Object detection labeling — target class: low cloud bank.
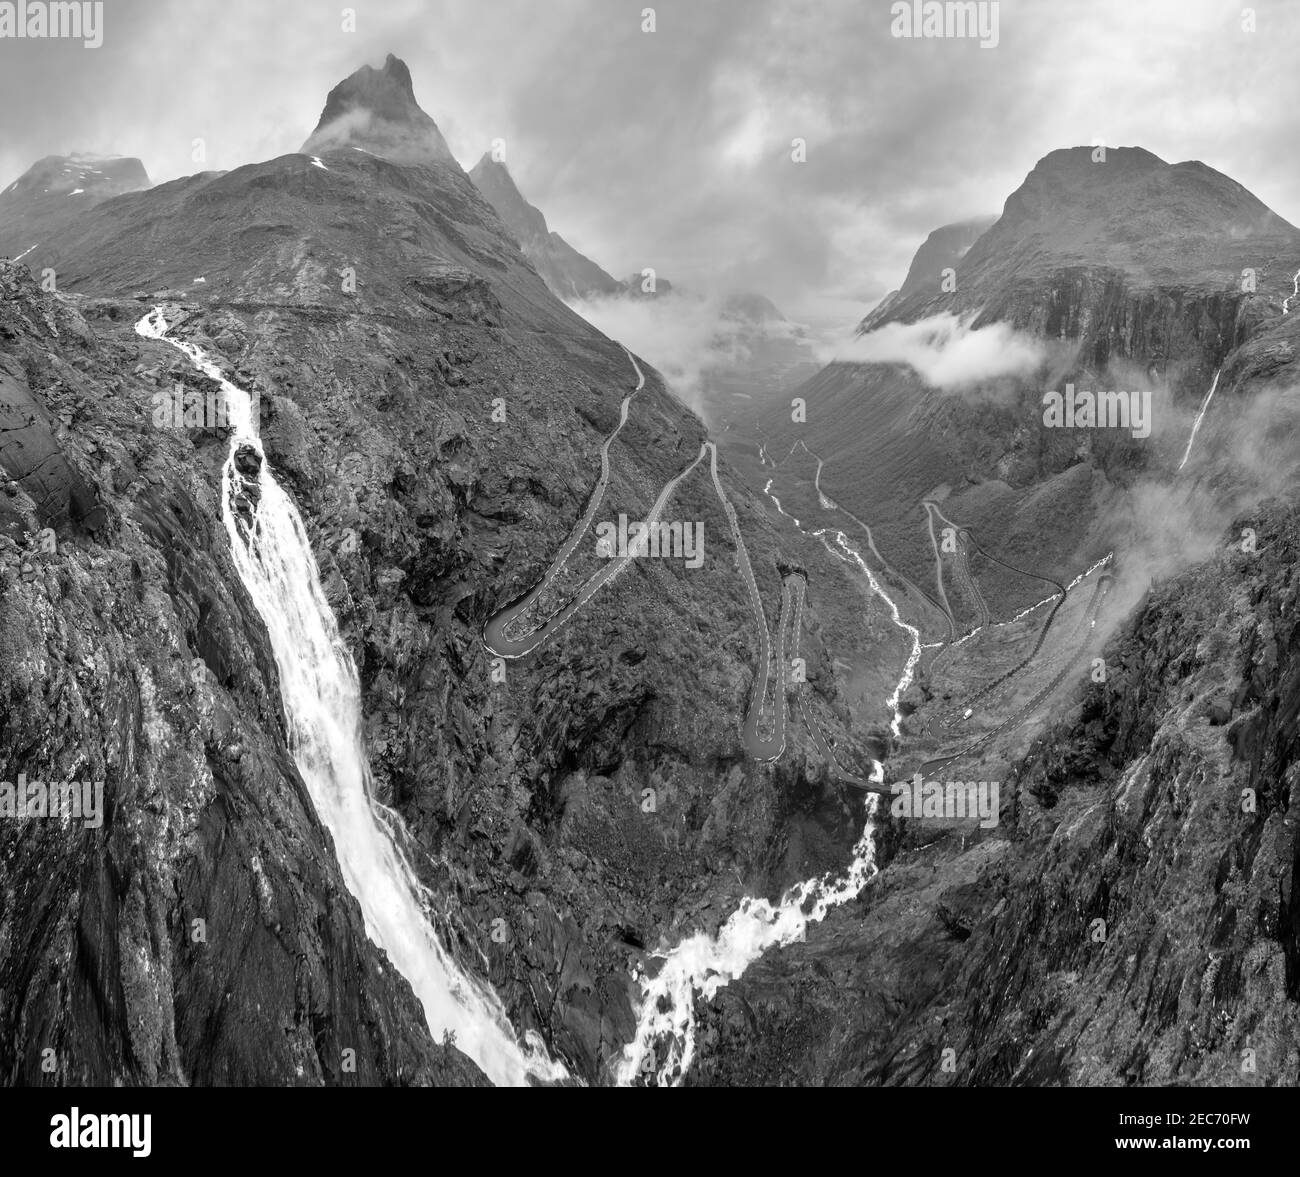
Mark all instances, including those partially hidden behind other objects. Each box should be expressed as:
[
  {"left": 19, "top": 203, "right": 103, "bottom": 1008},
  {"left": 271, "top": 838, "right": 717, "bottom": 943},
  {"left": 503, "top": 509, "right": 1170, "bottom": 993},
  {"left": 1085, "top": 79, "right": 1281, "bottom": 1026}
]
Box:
[
  {"left": 826, "top": 311, "right": 1048, "bottom": 390},
  {"left": 565, "top": 291, "right": 755, "bottom": 419},
  {"left": 1085, "top": 374, "right": 1300, "bottom": 649}
]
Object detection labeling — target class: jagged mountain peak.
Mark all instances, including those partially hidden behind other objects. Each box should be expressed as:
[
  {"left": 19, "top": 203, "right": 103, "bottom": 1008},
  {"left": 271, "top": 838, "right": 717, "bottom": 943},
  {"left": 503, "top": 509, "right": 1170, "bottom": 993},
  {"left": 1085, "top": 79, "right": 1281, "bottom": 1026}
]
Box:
[
  {"left": 470, "top": 151, "right": 509, "bottom": 177},
  {"left": 468, "top": 154, "right": 623, "bottom": 300},
  {"left": 300, "top": 53, "right": 454, "bottom": 166}
]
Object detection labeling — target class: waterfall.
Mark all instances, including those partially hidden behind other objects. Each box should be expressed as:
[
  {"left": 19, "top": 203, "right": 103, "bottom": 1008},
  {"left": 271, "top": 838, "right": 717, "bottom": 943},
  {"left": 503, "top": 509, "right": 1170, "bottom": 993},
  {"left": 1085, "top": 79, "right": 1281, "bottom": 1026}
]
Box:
[
  {"left": 1178, "top": 368, "right": 1220, "bottom": 471},
  {"left": 614, "top": 804, "right": 878, "bottom": 1086},
  {"left": 135, "top": 308, "right": 566, "bottom": 1087},
  {"left": 817, "top": 528, "right": 922, "bottom": 743},
  {"left": 615, "top": 511, "right": 911, "bottom": 1086}
]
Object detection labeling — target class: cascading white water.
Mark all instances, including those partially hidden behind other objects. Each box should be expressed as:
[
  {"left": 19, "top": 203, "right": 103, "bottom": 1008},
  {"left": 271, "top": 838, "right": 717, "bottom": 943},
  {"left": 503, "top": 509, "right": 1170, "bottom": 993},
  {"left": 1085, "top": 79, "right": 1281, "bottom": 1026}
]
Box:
[
  {"left": 964, "top": 551, "right": 1115, "bottom": 637},
  {"left": 817, "top": 528, "right": 922, "bottom": 743},
  {"left": 615, "top": 487, "right": 930, "bottom": 1086},
  {"left": 135, "top": 307, "right": 566, "bottom": 1088},
  {"left": 1178, "top": 368, "right": 1220, "bottom": 471},
  {"left": 762, "top": 477, "right": 802, "bottom": 528},
  {"left": 614, "top": 802, "right": 879, "bottom": 1086},
  {"left": 813, "top": 457, "right": 837, "bottom": 509}
]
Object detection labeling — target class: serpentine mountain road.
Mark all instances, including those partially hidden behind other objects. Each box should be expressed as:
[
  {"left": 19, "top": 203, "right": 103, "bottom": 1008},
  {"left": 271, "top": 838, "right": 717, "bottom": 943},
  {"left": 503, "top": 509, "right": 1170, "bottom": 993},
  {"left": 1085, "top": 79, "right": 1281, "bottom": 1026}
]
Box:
[{"left": 481, "top": 348, "right": 801, "bottom": 764}]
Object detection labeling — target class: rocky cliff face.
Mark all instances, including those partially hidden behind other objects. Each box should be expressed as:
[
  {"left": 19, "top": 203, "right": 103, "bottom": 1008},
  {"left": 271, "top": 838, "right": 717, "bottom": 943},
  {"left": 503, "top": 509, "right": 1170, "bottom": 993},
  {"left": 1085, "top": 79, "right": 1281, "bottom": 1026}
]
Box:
[
  {"left": 860, "top": 215, "right": 996, "bottom": 330},
  {"left": 301, "top": 53, "right": 456, "bottom": 166},
  {"left": 0, "top": 262, "right": 483, "bottom": 1086},
  {"left": 0, "top": 57, "right": 885, "bottom": 1086},
  {"left": 758, "top": 147, "right": 1300, "bottom": 607},
  {"left": 684, "top": 497, "right": 1300, "bottom": 1086}
]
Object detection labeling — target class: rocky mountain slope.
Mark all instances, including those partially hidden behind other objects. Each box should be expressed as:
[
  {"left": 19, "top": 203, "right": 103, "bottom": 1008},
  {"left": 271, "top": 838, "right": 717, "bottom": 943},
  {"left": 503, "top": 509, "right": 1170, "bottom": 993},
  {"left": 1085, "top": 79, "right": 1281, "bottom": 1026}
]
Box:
[
  {"left": 5, "top": 52, "right": 1299, "bottom": 1090},
  {"left": 685, "top": 145, "right": 1300, "bottom": 1087},
  {"left": 687, "top": 496, "right": 1300, "bottom": 1086},
  {"left": 860, "top": 215, "right": 996, "bottom": 330},
  {"left": 756, "top": 147, "right": 1300, "bottom": 611},
  {"left": 0, "top": 55, "right": 890, "bottom": 1085},
  {"left": 0, "top": 261, "right": 483, "bottom": 1086},
  {"left": 0, "top": 154, "right": 150, "bottom": 264},
  {"left": 469, "top": 155, "right": 623, "bottom": 301}
]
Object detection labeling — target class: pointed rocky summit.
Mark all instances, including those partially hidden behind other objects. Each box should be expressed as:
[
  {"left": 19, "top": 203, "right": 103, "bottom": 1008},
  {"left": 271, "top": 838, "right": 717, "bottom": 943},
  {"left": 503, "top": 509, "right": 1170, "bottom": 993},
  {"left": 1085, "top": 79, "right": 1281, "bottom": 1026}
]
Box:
[{"left": 301, "top": 53, "right": 455, "bottom": 166}]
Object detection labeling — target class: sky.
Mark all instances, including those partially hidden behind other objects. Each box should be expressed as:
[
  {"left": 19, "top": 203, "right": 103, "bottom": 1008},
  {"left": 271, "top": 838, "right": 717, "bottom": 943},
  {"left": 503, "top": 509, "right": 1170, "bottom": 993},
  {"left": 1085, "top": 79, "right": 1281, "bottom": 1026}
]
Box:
[{"left": 1, "top": 0, "right": 1298, "bottom": 326}]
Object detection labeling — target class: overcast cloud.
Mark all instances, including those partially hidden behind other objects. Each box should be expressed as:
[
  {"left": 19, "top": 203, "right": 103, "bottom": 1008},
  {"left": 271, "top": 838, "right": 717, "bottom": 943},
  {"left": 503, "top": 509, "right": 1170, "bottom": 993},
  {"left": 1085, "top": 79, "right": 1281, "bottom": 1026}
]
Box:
[{"left": 1, "top": 0, "right": 1297, "bottom": 324}]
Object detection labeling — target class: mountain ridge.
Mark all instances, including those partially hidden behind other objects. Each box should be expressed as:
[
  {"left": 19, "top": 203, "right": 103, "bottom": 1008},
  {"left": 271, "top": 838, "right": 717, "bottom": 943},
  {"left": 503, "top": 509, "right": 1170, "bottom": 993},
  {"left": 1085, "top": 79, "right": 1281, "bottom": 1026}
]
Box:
[
  {"left": 5, "top": 47, "right": 1300, "bottom": 1090},
  {"left": 0, "top": 53, "right": 885, "bottom": 1086},
  {"left": 468, "top": 153, "right": 623, "bottom": 300},
  {"left": 754, "top": 143, "right": 1300, "bottom": 609},
  {"left": 0, "top": 153, "right": 150, "bottom": 262}
]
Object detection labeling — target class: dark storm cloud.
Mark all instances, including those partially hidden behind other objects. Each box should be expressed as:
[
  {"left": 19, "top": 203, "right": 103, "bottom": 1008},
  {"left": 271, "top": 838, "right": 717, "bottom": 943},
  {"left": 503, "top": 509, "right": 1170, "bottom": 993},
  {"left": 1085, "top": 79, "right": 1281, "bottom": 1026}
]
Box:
[{"left": 1, "top": 0, "right": 1297, "bottom": 323}]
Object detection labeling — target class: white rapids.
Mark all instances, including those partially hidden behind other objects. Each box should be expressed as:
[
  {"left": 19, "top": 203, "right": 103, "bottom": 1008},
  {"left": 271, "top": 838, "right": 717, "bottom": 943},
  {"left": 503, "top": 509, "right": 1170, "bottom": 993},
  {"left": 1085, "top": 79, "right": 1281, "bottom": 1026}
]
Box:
[
  {"left": 614, "top": 459, "right": 933, "bottom": 1087},
  {"left": 613, "top": 802, "right": 878, "bottom": 1086},
  {"left": 622, "top": 433, "right": 1112, "bottom": 1088},
  {"left": 815, "top": 529, "right": 923, "bottom": 743},
  {"left": 757, "top": 453, "right": 923, "bottom": 742},
  {"left": 135, "top": 307, "right": 567, "bottom": 1088}
]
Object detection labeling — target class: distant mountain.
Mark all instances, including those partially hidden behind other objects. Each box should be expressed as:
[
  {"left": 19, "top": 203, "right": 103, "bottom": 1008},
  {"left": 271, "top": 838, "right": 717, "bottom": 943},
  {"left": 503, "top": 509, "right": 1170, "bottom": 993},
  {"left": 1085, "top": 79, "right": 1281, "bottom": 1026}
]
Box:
[
  {"left": 871, "top": 147, "right": 1299, "bottom": 330},
  {"left": 467, "top": 154, "right": 699, "bottom": 307},
  {"left": 758, "top": 145, "right": 1300, "bottom": 605},
  {"left": 0, "top": 153, "right": 149, "bottom": 259},
  {"left": 619, "top": 270, "right": 675, "bottom": 298},
  {"left": 720, "top": 291, "right": 785, "bottom": 323},
  {"left": 704, "top": 291, "right": 821, "bottom": 429},
  {"left": 465, "top": 159, "right": 825, "bottom": 423},
  {"left": 301, "top": 53, "right": 455, "bottom": 165},
  {"left": 859, "top": 216, "right": 994, "bottom": 331},
  {"left": 468, "top": 154, "right": 622, "bottom": 300}
]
